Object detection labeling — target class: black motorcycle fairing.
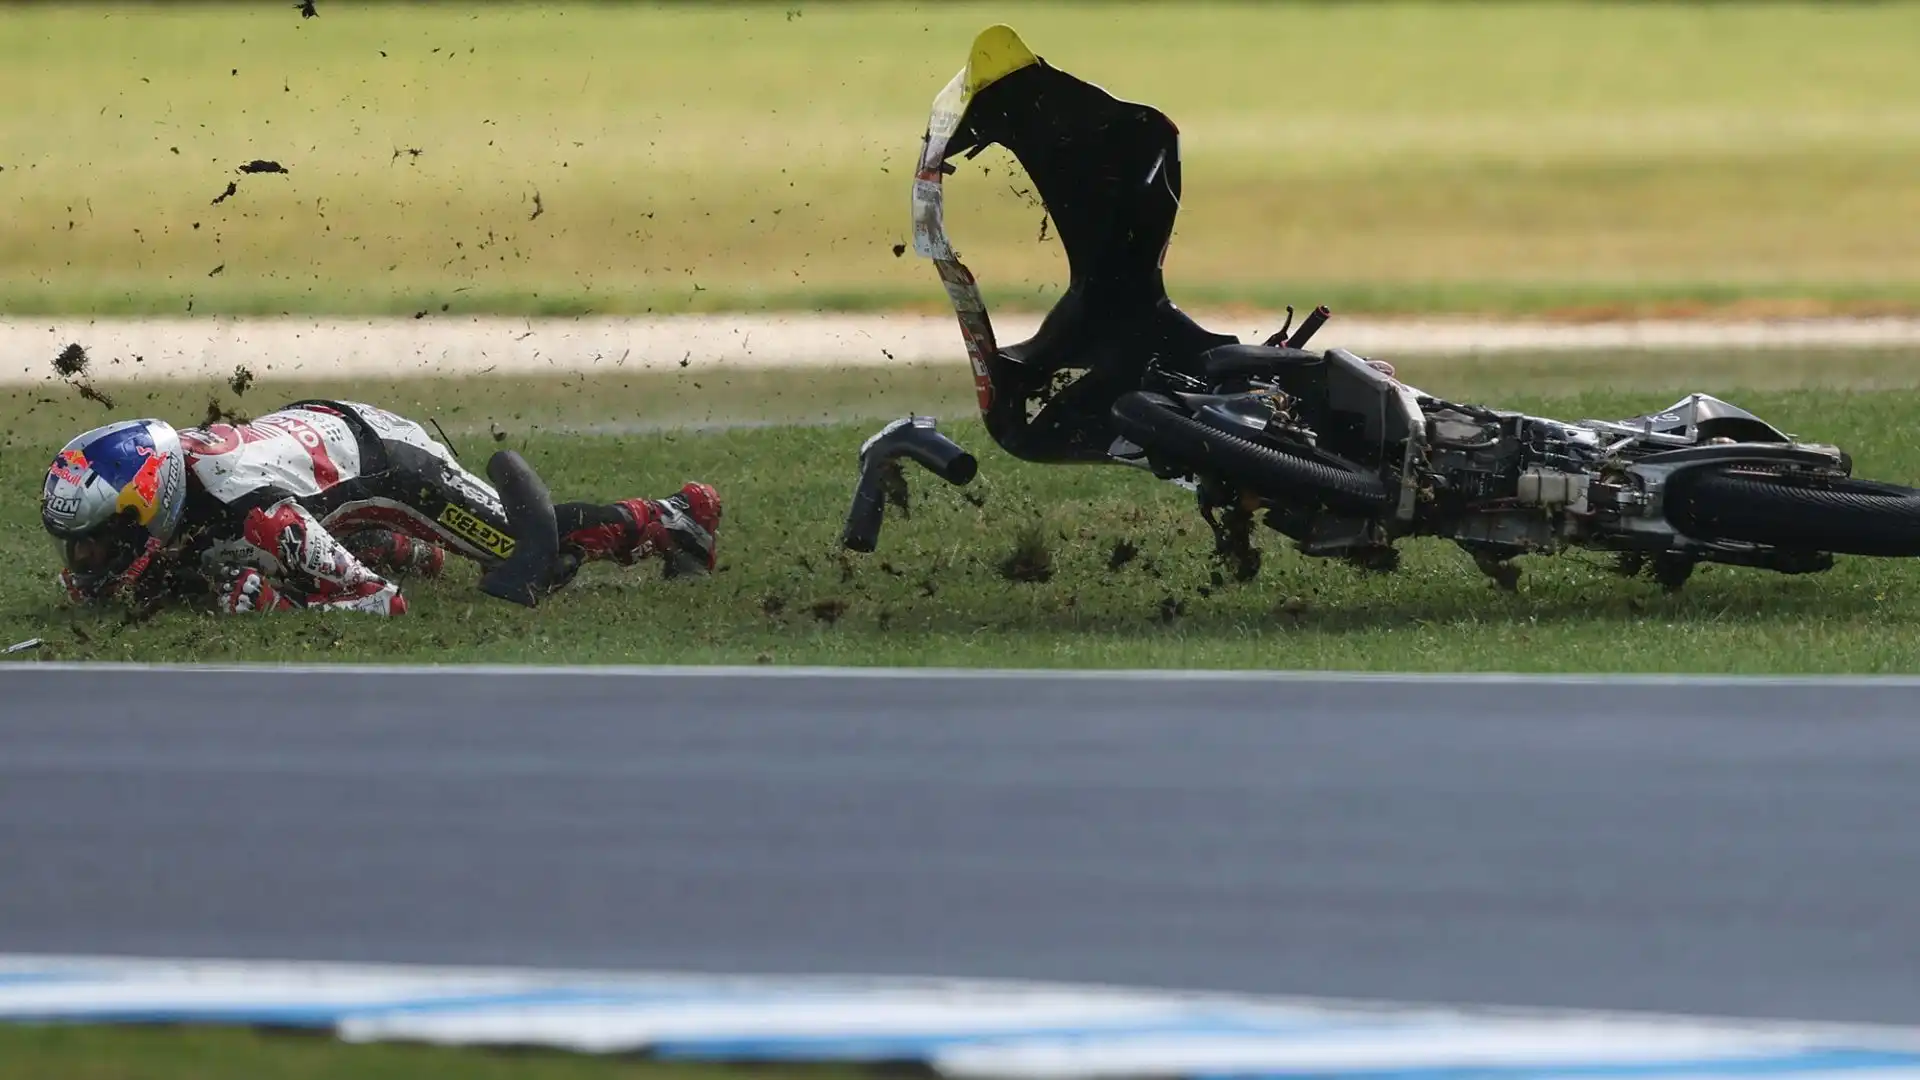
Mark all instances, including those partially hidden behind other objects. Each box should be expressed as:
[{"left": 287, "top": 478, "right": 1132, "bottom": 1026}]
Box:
[
  {"left": 1201, "top": 344, "right": 1327, "bottom": 384},
  {"left": 944, "top": 60, "right": 1237, "bottom": 463}
]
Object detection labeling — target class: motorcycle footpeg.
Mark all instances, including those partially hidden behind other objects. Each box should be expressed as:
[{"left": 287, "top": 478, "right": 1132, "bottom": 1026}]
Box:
[{"left": 477, "top": 449, "right": 564, "bottom": 608}]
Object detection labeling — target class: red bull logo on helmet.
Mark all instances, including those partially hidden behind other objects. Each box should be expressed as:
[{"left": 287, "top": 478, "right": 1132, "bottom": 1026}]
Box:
[
  {"left": 116, "top": 451, "right": 168, "bottom": 524},
  {"left": 49, "top": 449, "right": 89, "bottom": 486}
]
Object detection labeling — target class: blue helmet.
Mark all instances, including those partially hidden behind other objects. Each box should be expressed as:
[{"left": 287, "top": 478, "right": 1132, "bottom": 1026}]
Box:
[{"left": 42, "top": 419, "right": 189, "bottom": 598}]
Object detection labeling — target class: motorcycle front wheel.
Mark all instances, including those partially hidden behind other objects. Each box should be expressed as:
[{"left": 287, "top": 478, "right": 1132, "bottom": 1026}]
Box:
[{"left": 1666, "top": 468, "right": 1920, "bottom": 557}]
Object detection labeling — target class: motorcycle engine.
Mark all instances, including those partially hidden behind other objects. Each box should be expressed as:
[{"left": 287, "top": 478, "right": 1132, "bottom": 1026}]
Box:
[{"left": 1423, "top": 403, "right": 1521, "bottom": 501}]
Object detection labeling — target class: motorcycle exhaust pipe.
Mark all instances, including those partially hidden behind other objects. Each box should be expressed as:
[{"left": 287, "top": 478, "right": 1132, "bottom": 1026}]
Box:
[{"left": 842, "top": 416, "right": 979, "bottom": 553}]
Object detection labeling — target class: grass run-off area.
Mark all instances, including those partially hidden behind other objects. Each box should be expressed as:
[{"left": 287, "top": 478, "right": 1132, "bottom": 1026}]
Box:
[
  {"left": 4, "top": 2, "right": 1920, "bottom": 318},
  {"left": 0, "top": 1023, "right": 864, "bottom": 1080},
  {"left": 5, "top": 347, "right": 1920, "bottom": 673}
]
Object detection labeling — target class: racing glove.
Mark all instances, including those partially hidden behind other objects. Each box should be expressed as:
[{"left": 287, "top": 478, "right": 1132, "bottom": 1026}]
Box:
[
  {"left": 217, "top": 566, "right": 296, "bottom": 614},
  {"left": 57, "top": 569, "right": 95, "bottom": 606},
  {"left": 215, "top": 566, "right": 408, "bottom": 616}
]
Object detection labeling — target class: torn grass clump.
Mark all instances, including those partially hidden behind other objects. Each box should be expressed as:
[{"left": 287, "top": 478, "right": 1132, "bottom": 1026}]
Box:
[{"left": 999, "top": 523, "right": 1054, "bottom": 584}]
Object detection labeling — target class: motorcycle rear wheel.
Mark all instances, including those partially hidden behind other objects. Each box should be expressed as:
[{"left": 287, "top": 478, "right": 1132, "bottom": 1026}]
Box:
[
  {"left": 1110, "top": 391, "right": 1394, "bottom": 514},
  {"left": 1666, "top": 468, "right": 1920, "bottom": 557}
]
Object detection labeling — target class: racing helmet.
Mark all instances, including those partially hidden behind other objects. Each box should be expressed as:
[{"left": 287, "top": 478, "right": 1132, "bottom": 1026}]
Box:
[{"left": 41, "top": 419, "right": 189, "bottom": 597}]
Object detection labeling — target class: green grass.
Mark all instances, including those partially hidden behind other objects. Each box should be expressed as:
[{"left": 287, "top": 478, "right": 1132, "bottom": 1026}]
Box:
[
  {"left": 5, "top": 1, "right": 1920, "bottom": 317},
  {"left": 0, "top": 1023, "right": 871, "bottom": 1080},
  {"left": 8, "top": 349, "right": 1920, "bottom": 673}
]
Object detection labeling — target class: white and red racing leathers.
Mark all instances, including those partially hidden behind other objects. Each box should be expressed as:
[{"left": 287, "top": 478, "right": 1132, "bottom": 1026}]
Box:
[{"left": 170, "top": 400, "right": 519, "bottom": 616}]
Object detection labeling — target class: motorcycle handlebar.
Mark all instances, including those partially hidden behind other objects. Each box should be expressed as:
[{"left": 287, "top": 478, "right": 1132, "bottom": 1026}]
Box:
[{"left": 1285, "top": 304, "right": 1331, "bottom": 350}]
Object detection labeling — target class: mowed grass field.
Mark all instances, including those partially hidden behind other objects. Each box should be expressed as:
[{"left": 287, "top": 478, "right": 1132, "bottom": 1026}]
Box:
[
  {"left": 3, "top": 1, "right": 1920, "bottom": 317},
  {"left": 6, "top": 348, "right": 1920, "bottom": 673}
]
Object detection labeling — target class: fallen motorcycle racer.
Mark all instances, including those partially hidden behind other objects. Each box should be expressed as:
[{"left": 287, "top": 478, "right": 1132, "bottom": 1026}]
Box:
[{"left": 40, "top": 399, "right": 721, "bottom": 615}]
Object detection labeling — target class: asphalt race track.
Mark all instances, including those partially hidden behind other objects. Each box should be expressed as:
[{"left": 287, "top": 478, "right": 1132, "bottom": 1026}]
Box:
[{"left": 3, "top": 665, "right": 1919, "bottom": 1026}]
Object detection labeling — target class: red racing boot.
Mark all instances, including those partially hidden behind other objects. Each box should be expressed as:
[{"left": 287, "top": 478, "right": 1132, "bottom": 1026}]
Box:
[
  {"left": 561, "top": 482, "right": 722, "bottom": 579},
  {"left": 627, "top": 481, "right": 722, "bottom": 579}
]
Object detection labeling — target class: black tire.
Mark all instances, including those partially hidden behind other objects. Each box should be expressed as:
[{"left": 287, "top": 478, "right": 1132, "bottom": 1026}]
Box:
[
  {"left": 1666, "top": 468, "right": 1920, "bottom": 557},
  {"left": 1111, "top": 391, "right": 1393, "bottom": 514}
]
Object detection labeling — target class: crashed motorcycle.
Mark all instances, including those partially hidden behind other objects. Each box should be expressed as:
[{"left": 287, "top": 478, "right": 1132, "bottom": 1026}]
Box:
[{"left": 843, "top": 24, "right": 1920, "bottom": 590}]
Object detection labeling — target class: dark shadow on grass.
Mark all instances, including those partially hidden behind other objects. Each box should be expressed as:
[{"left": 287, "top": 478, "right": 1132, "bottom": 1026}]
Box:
[
  {"left": 863, "top": 570, "right": 1897, "bottom": 639},
  {"left": 1270, "top": 575, "right": 1890, "bottom": 636}
]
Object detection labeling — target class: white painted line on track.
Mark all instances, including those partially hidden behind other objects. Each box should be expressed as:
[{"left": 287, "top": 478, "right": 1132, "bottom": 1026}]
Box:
[
  {"left": 7, "top": 953, "right": 1920, "bottom": 1055},
  {"left": 5, "top": 659, "right": 1920, "bottom": 689}
]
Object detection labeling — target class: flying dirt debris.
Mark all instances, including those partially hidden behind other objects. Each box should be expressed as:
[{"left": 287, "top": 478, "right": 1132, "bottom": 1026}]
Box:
[
  {"left": 200, "top": 396, "right": 250, "bottom": 428},
  {"left": 52, "top": 343, "right": 89, "bottom": 379},
  {"left": 210, "top": 163, "right": 286, "bottom": 206},
  {"left": 52, "top": 344, "right": 114, "bottom": 410}
]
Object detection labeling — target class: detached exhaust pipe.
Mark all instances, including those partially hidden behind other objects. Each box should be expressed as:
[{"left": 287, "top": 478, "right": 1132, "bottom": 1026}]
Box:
[
  {"left": 842, "top": 416, "right": 978, "bottom": 553},
  {"left": 478, "top": 449, "right": 564, "bottom": 607}
]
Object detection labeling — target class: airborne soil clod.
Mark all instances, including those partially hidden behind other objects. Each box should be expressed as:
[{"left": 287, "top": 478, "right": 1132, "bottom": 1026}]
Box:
[
  {"left": 52, "top": 343, "right": 88, "bottom": 379},
  {"left": 52, "top": 343, "right": 113, "bottom": 408},
  {"left": 237, "top": 160, "right": 288, "bottom": 175},
  {"left": 200, "top": 396, "right": 249, "bottom": 427},
  {"left": 227, "top": 365, "right": 254, "bottom": 397},
  {"left": 1107, "top": 539, "right": 1139, "bottom": 572}
]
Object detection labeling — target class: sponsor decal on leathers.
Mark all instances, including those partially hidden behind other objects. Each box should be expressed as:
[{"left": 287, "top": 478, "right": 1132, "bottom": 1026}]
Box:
[{"left": 437, "top": 503, "right": 515, "bottom": 558}]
